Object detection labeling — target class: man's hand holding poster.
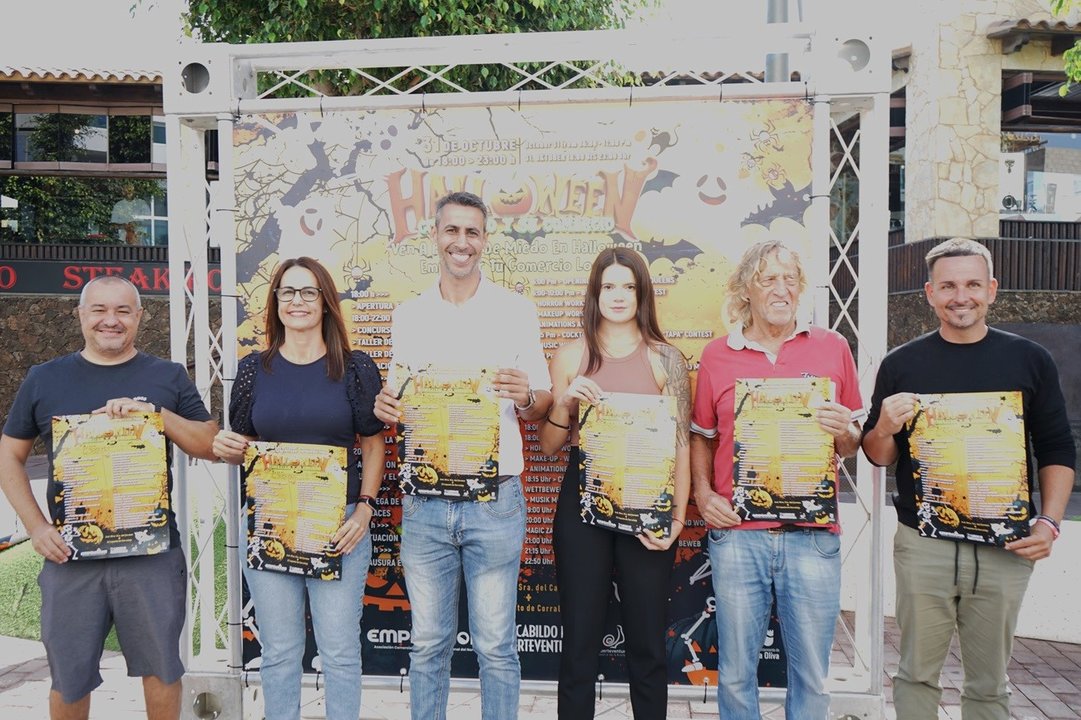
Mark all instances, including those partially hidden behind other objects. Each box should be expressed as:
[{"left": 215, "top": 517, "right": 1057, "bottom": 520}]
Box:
[
  {"left": 908, "top": 391, "right": 1029, "bottom": 546},
  {"left": 51, "top": 412, "right": 170, "bottom": 559},
  {"left": 394, "top": 365, "right": 501, "bottom": 501},
  {"left": 732, "top": 378, "right": 837, "bottom": 524}
]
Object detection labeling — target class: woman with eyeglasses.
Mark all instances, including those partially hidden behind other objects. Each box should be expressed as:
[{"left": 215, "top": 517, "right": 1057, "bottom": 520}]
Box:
[
  {"left": 538, "top": 247, "right": 691, "bottom": 720},
  {"left": 212, "top": 256, "right": 384, "bottom": 720}
]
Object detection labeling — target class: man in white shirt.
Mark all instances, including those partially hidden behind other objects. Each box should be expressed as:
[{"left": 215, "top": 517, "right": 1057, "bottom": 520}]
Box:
[{"left": 374, "top": 191, "right": 552, "bottom": 720}]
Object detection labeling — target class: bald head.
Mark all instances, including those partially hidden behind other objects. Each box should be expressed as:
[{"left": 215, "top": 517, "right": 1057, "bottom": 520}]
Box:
[
  {"left": 79, "top": 276, "right": 142, "bottom": 309},
  {"left": 77, "top": 276, "right": 144, "bottom": 364}
]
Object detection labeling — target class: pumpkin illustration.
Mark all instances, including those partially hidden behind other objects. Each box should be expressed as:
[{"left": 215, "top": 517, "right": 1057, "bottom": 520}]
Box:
[
  {"left": 491, "top": 183, "right": 533, "bottom": 216},
  {"left": 749, "top": 488, "right": 773, "bottom": 509},
  {"left": 264, "top": 539, "right": 286, "bottom": 561},
  {"left": 78, "top": 524, "right": 104, "bottom": 545},
  {"left": 415, "top": 465, "right": 439, "bottom": 485}
]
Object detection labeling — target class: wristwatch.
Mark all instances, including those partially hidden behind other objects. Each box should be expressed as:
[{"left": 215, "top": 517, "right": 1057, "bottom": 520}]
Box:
[
  {"left": 358, "top": 495, "right": 378, "bottom": 512},
  {"left": 515, "top": 388, "right": 536, "bottom": 414}
]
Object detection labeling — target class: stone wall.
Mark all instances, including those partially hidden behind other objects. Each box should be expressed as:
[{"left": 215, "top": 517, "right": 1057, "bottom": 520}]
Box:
[
  {"left": 904, "top": 1, "right": 1003, "bottom": 241},
  {"left": 886, "top": 289, "right": 1081, "bottom": 345},
  {"left": 888, "top": 290, "right": 1081, "bottom": 486},
  {"left": 1, "top": 296, "right": 221, "bottom": 439},
  {"left": 902, "top": 0, "right": 1081, "bottom": 241},
  {"left": 4, "top": 291, "right": 1076, "bottom": 484}
]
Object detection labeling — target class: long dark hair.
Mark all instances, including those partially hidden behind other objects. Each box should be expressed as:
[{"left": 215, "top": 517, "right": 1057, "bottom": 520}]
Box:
[
  {"left": 262, "top": 256, "right": 350, "bottom": 381},
  {"left": 581, "top": 246, "right": 666, "bottom": 376}
]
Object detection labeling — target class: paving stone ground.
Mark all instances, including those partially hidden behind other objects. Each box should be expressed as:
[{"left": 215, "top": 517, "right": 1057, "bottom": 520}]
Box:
[
  {"left": 3, "top": 461, "right": 1078, "bottom": 717},
  {"left": 2, "top": 612, "right": 1077, "bottom": 719}
]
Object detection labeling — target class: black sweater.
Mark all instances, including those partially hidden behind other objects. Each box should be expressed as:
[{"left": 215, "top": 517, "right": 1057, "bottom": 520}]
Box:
[{"left": 864, "top": 328, "right": 1076, "bottom": 530}]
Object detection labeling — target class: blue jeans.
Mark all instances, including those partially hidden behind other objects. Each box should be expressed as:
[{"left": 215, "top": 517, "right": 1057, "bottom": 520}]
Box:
[
  {"left": 400, "top": 476, "right": 527, "bottom": 720},
  {"left": 707, "top": 528, "right": 841, "bottom": 720},
  {"left": 244, "top": 505, "right": 371, "bottom": 720}
]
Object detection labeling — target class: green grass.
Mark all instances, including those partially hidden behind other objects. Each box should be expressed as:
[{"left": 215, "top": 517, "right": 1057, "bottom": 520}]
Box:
[
  {"left": 0, "top": 541, "right": 119, "bottom": 650},
  {"left": 0, "top": 520, "right": 232, "bottom": 653},
  {"left": 0, "top": 542, "right": 42, "bottom": 640},
  {"left": 190, "top": 519, "right": 230, "bottom": 654}
]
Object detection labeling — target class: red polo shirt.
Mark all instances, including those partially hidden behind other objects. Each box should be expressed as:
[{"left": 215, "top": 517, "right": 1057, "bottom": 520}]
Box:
[{"left": 691, "top": 324, "right": 864, "bottom": 533}]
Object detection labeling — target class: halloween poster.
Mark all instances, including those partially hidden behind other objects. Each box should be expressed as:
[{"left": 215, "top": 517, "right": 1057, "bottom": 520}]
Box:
[
  {"left": 51, "top": 412, "right": 169, "bottom": 559},
  {"left": 393, "top": 365, "right": 501, "bottom": 501},
  {"left": 732, "top": 378, "right": 837, "bottom": 525},
  {"left": 233, "top": 98, "right": 815, "bottom": 685},
  {"left": 243, "top": 441, "right": 348, "bottom": 580},
  {"left": 578, "top": 392, "right": 677, "bottom": 537},
  {"left": 909, "top": 391, "right": 1029, "bottom": 546}
]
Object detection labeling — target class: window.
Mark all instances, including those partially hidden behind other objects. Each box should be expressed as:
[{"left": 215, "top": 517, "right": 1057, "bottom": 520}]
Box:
[
  {"left": 152, "top": 117, "right": 167, "bottom": 164},
  {"left": 109, "top": 115, "right": 152, "bottom": 164},
  {"left": 1, "top": 105, "right": 169, "bottom": 244},
  {"left": 1001, "top": 131, "right": 1081, "bottom": 220},
  {"left": 15, "top": 112, "right": 108, "bottom": 163},
  {"left": 0, "top": 176, "right": 165, "bottom": 244},
  {"left": 126, "top": 188, "right": 169, "bottom": 246},
  {"left": 7, "top": 107, "right": 161, "bottom": 166},
  {"left": 0, "top": 107, "right": 11, "bottom": 165}
]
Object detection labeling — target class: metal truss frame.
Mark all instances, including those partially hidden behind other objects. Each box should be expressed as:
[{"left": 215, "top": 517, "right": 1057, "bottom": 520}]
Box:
[{"left": 164, "top": 25, "right": 891, "bottom": 718}]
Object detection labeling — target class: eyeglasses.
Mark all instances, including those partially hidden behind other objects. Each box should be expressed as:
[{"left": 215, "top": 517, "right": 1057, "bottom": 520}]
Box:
[{"left": 274, "top": 286, "right": 321, "bottom": 302}]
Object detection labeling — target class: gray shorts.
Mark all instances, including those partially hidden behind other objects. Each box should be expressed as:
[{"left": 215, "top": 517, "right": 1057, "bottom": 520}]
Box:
[{"left": 38, "top": 547, "right": 187, "bottom": 703}]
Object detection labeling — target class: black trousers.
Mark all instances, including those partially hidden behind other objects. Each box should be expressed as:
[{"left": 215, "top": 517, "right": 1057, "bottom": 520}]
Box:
[{"left": 553, "top": 448, "right": 677, "bottom": 720}]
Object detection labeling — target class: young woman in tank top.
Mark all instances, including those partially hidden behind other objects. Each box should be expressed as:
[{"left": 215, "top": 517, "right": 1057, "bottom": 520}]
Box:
[{"left": 539, "top": 247, "right": 691, "bottom": 720}]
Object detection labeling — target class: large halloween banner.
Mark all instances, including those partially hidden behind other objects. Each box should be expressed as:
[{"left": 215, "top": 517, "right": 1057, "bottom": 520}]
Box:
[{"left": 233, "top": 98, "right": 815, "bottom": 688}]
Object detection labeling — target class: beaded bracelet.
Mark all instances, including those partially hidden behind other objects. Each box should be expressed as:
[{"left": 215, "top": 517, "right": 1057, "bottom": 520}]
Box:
[{"left": 1035, "top": 514, "right": 1061, "bottom": 540}]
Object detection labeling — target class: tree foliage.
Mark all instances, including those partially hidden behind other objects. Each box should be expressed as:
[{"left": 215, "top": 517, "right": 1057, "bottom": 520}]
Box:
[
  {"left": 0, "top": 111, "right": 11, "bottom": 162},
  {"left": 184, "top": 0, "right": 651, "bottom": 95},
  {"left": 109, "top": 116, "right": 154, "bottom": 164},
  {"left": 25, "top": 114, "right": 107, "bottom": 163},
  {"left": 1051, "top": 0, "right": 1081, "bottom": 94},
  {"left": 0, "top": 175, "right": 162, "bottom": 244}
]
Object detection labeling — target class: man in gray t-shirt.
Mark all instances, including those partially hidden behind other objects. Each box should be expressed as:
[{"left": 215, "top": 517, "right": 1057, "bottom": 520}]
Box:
[{"left": 0, "top": 276, "right": 217, "bottom": 720}]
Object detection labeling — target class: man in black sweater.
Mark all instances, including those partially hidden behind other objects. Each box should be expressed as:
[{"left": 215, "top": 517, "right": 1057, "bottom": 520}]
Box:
[{"left": 862, "top": 237, "right": 1075, "bottom": 720}]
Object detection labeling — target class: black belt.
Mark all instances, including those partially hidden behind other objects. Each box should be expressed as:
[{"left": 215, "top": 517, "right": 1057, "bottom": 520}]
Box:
[{"left": 765, "top": 524, "right": 829, "bottom": 533}]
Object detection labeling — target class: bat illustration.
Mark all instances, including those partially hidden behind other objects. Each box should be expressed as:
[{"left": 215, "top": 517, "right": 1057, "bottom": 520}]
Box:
[
  {"left": 642, "top": 170, "right": 678, "bottom": 194},
  {"left": 505, "top": 225, "right": 547, "bottom": 244},
  {"left": 740, "top": 181, "right": 811, "bottom": 228},
  {"left": 637, "top": 237, "right": 704, "bottom": 266}
]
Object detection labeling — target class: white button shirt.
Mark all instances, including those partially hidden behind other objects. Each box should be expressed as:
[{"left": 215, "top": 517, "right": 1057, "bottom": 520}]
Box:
[{"left": 389, "top": 274, "right": 551, "bottom": 476}]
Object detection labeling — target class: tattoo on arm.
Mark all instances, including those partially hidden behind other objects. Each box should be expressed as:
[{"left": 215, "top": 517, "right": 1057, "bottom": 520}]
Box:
[{"left": 659, "top": 344, "right": 692, "bottom": 447}]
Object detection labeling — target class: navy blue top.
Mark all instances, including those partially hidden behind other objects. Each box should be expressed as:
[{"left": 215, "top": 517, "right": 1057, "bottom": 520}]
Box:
[
  {"left": 230, "top": 351, "right": 384, "bottom": 502},
  {"left": 4, "top": 351, "right": 212, "bottom": 548}
]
